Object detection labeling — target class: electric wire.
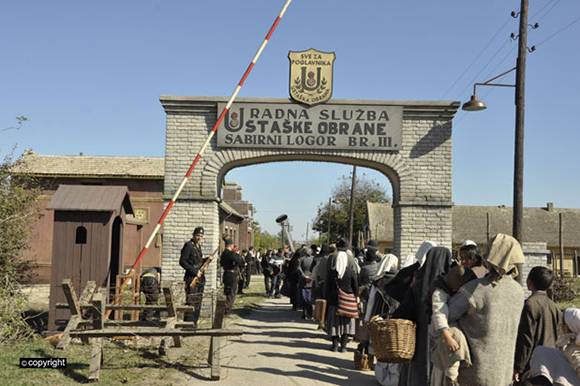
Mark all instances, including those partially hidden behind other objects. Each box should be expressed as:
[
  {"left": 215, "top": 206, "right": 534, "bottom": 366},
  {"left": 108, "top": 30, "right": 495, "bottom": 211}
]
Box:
[
  {"left": 535, "top": 13, "right": 580, "bottom": 47},
  {"left": 440, "top": 17, "right": 512, "bottom": 99},
  {"left": 454, "top": 37, "right": 512, "bottom": 102},
  {"left": 532, "top": 0, "right": 561, "bottom": 22}
]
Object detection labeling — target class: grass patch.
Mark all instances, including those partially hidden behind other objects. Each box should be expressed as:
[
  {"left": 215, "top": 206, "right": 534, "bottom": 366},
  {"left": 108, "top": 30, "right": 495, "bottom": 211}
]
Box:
[
  {"left": 0, "top": 335, "right": 211, "bottom": 386},
  {"left": 2, "top": 276, "right": 269, "bottom": 385},
  {"left": 230, "top": 275, "right": 269, "bottom": 318}
]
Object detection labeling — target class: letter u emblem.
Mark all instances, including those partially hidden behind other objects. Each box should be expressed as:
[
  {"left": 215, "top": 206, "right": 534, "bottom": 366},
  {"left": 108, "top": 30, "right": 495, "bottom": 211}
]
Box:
[{"left": 224, "top": 108, "right": 244, "bottom": 132}]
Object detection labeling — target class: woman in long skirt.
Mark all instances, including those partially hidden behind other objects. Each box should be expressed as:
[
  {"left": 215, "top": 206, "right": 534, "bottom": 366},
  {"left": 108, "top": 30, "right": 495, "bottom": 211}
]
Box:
[{"left": 326, "top": 238, "right": 359, "bottom": 352}]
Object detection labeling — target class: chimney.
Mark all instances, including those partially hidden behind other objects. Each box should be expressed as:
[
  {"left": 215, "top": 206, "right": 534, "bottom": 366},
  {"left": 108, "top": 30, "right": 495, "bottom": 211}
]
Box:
[{"left": 546, "top": 202, "right": 554, "bottom": 211}]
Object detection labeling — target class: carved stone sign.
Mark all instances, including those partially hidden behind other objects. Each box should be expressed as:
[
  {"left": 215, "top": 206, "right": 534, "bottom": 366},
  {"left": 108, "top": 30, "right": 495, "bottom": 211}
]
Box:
[
  {"left": 216, "top": 102, "right": 402, "bottom": 151},
  {"left": 288, "top": 48, "right": 335, "bottom": 106}
]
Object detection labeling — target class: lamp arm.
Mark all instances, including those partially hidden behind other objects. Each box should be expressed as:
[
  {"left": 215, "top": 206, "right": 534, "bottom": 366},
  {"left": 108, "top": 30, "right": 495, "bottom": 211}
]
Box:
[{"left": 482, "top": 66, "right": 517, "bottom": 85}]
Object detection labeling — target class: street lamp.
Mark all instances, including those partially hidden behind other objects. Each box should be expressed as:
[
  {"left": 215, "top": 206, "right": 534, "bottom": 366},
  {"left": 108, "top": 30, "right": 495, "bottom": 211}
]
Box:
[{"left": 462, "top": 0, "right": 530, "bottom": 284}]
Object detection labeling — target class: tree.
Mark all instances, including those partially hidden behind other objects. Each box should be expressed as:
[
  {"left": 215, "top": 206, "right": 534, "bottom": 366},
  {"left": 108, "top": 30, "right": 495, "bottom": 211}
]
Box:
[
  {"left": 312, "top": 172, "right": 390, "bottom": 247},
  {"left": 0, "top": 151, "right": 40, "bottom": 342},
  {"left": 252, "top": 223, "right": 280, "bottom": 251}
]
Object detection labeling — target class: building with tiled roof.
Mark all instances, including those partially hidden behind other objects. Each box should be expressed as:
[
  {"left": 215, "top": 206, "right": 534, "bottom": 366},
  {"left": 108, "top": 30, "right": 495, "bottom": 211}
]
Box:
[
  {"left": 367, "top": 201, "right": 580, "bottom": 275},
  {"left": 15, "top": 152, "right": 255, "bottom": 283}
]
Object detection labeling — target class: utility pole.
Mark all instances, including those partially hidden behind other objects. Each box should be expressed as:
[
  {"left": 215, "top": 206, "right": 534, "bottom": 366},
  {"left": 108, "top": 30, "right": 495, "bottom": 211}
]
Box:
[
  {"left": 327, "top": 197, "right": 332, "bottom": 243},
  {"left": 513, "top": 0, "right": 528, "bottom": 284},
  {"left": 306, "top": 222, "right": 309, "bottom": 244},
  {"left": 348, "top": 165, "right": 357, "bottom": 248},
  {"left": 513, "top": 0, "right": 527, "bottom": 243}
]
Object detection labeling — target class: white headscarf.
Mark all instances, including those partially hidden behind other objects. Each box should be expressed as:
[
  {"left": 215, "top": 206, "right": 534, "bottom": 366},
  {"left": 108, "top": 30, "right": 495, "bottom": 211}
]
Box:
[
  {"left": 335, "top": 251, "right": 348, "bottom": 279},
  {"left": 564, "top": 308, "right": 580, "bottom": 346},
  {"left": 416, "top": 240, "right": 437, "bottom": 266},
  {"left": 377, "top": 253, "right": 399, "bottom": 276}
]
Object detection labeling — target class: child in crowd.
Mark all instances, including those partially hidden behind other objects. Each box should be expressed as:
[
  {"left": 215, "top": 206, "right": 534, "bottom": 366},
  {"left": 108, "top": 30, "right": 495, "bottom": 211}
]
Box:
[
  {"left": 430, "top": 265, "right": 478, "bottom": 386},
  {"left": 513, "top": 266, "right": 562, "bottom": 384}
]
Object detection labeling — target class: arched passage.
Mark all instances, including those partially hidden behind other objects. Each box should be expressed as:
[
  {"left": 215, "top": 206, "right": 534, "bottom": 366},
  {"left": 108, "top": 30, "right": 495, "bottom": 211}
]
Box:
[{"left": 160, "top": 96, "right": 459, "bottom": 290}]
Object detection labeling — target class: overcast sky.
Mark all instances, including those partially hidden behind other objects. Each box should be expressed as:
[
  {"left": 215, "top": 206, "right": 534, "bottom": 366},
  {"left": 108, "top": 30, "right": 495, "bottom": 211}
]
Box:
[{"left": 2, "top": 1, "right": 579, "bottom": 240}]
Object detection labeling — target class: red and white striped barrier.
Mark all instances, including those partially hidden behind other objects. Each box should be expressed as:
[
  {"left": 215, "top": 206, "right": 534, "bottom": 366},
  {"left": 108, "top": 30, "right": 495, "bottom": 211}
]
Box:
[{"left": 129, "top": 0, "right": 293, "bottom": 273}]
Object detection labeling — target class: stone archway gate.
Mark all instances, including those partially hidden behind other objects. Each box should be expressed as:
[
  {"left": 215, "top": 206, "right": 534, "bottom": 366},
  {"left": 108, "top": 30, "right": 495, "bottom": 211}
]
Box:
[{"left": 160, "top": 96, "right": 459, "bottom": 289}]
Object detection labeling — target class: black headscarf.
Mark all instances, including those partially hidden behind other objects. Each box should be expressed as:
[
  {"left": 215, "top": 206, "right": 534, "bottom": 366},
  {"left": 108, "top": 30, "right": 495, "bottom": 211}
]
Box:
[{"left": 416, "top": 246, "right": 453, "bottom": 316}]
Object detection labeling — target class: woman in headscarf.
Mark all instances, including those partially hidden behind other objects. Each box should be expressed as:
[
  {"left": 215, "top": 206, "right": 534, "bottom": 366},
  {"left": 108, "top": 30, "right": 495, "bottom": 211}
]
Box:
[
  {"left": 447, "top": 233, "right": 526, "bottom": 386},
  {"left": 416, "top": 240, "right": 437, "bottom": 266},
  {"left": 395, "top": 246, "right": 453, "bottom": 386},
  {"left": 326, "top": 238, "right": 359, "bottom": 352}
]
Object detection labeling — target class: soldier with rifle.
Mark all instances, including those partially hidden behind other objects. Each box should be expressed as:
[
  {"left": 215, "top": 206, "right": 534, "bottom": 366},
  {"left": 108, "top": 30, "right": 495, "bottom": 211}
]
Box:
[{"left": 179, "top": 226, "right": 207, "bottom": 325}]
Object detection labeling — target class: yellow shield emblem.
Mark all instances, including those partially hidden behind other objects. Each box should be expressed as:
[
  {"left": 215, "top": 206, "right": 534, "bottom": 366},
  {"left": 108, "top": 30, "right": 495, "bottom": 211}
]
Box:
[{"left": 288, "top": 48, "right": 335, "bottom": 106}]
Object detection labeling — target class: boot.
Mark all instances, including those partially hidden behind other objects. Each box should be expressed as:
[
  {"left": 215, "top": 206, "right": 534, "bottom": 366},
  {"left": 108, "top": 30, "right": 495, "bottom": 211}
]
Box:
[
  {"left": 340, "top": 335, "right": 348, "bottom": 353},
  {"left": 330, "top": 337, "right": 339, "bottom": 352}
]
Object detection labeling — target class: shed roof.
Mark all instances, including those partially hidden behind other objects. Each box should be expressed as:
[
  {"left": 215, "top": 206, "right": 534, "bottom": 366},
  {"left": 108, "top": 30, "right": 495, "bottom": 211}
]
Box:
[
  {"left": 13, "top": 152, "right": 163, "bottom": 179},
  {"left": 48, "top": 185, "right": 134, "bottom": 215}
]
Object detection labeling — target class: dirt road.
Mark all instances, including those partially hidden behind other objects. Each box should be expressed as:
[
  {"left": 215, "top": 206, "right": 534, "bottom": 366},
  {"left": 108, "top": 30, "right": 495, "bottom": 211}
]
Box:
[{"left": 215, "top": 296, "right": 377, "bottom": 386}]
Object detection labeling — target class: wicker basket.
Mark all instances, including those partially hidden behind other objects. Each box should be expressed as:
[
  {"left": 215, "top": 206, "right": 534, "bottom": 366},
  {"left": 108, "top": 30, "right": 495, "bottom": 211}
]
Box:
[
  {"left": 354, "top": 350, "right": 372, "bottom": 371},
  {"left": 369, "top": 318, "right": 416, "bottom": 363}
]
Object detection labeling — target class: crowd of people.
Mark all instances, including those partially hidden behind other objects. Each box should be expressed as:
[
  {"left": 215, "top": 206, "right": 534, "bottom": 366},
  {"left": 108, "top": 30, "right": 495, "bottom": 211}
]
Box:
[{"left": 222, "top": 234, "right": 579, "bottom": 386}]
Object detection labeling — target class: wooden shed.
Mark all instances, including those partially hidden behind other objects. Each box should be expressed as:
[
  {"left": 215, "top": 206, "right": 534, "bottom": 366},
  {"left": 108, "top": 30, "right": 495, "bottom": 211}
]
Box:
[{"left": 47, "top": 185, "right": 134, "bottom": 330}]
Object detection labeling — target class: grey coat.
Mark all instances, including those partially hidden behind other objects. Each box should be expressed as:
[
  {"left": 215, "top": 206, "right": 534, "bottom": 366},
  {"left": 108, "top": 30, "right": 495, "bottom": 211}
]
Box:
[{"left": 448, "top": 275, "right": 525, "bottom": 386}]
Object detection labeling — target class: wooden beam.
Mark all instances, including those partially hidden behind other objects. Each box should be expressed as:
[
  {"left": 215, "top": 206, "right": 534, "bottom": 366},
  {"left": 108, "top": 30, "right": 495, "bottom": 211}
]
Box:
[
  {"left": 209, "top": 298, "right": 227, "bottom": 381},
  {"left": 56, "top": 315, "right": 80, "bottom": 350},
  {"left": 88, "top": 337, "right": 103, "bottom": 381},
  {"left": 56, "top": 303, "right": 195, "bottom": 312},
  {"left": 62, "top": 279, "right": 81, "bottom": 316},
  {"left": 70, "top": 328, "right": 243, "bottom": 338},
  {"left": 162, "top": 286, "right": 181, "bottom": 348},
  {"left": 92, "top": 293, "right": 104, "bottom": 329},
  {"left": 79, "top": 281, "right": 97, "bottom": 305}
]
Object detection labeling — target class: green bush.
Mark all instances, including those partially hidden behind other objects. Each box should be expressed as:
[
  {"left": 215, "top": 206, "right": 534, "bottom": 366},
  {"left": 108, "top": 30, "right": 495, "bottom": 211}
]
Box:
[
  {"left": 0, "top": 152, "right": 40, "bottom": 343},
  {"left": 552, "top": 276, "right": 577, "bottom": 303}
]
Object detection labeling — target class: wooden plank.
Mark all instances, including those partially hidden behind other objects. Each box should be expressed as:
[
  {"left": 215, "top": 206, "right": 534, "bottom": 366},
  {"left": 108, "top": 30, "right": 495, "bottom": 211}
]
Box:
[
  {"left": 79, "top": 281, "right": 97, "bottom": 304},
  {"left": 209, "top": 298, "right": 227, "bottom": 381},
  {"left": 163, "top": 287, "right": 176, "bottom": 317},
  {"left": 88, "top": 337, "right": 103, "bottom": 381},
  {"left": 92, "top": 292, "right": 104, "bottom": 330},
  {"left": 114, "top": 275, "right": 122, "bottom": 321},
  {"left": 163, "top": 286, "right": 181, "bottom": 347},
  {"left": 56, "top": 315, "right": 80, "bottom": 350},
  {"left": 56, "top": 302, "right": 196, "bottom": 312},
  {"left": 76, "top": 320, "right": 201, "bottom": 328},
  {"left": 70, "top": 328, "right": 243, "bottom": 338},
  {"left": 62, "top": 279, "right": 81, "bottom": 316}
]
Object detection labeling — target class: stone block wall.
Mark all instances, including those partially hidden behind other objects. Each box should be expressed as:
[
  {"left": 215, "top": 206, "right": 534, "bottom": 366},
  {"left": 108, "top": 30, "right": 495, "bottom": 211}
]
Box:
[{"left": 161, "top": 97, "right": 459, "bottom": 289}]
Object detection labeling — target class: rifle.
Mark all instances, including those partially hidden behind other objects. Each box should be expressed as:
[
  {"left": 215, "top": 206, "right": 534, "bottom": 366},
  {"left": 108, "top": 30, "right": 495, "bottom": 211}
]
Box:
[{"left": 189, "top": 247, "right": 220, "bottom": 289}]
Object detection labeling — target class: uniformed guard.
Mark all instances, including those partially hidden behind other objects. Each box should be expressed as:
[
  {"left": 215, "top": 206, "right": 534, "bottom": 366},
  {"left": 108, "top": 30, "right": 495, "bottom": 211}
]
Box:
[
  {"left": 140, "top": 267, "right": 161, "bottom": 321},
  {"left": 179, "top": 226, "right": 206, "bottom": 324},
  {"left": 219, "top": 238, "right": 243, "bottom": 314}
]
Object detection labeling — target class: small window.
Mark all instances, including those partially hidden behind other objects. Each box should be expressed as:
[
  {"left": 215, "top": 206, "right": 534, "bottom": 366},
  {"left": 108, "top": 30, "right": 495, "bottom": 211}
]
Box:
[{"left": 75, "top": 226, "right": 87, "bottom": 244}]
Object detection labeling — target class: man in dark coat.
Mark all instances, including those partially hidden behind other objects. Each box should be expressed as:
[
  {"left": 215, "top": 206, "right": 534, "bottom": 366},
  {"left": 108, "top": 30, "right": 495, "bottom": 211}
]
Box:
[
  {"left": 179, "top": 226, "right": 206, "bottom": 324},
  {"left": 140, "top": 267, "right": 161, "bottom": 321},
  {"left": 298, "top": 246, "right": 314, "bottom": 319},
  {"left": 220, "top": 238, "right": 243, "bottom": 314}
]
